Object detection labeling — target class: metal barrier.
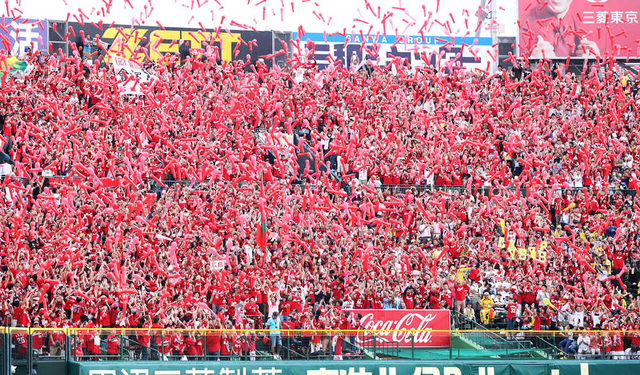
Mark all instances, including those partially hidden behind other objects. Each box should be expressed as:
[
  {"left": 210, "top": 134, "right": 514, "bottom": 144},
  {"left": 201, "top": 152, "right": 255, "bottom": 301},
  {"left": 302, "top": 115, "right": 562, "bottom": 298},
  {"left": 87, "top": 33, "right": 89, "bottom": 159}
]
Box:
[
  {"left": 4, "top": 327, "right": 640, "bottom": 375},
  {"left": 67, "top": 358, "right": 640, "bottom": 375}
]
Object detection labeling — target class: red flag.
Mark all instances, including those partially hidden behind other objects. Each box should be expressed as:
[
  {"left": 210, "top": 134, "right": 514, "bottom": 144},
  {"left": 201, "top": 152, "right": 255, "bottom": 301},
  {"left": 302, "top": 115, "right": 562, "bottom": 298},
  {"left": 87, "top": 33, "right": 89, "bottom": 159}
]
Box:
[
  {"left": 256, "top": 213, "right": 267, "bottom": 251},
  {"left": 257, "top": 168, "right": 267, "bottom": 251}
]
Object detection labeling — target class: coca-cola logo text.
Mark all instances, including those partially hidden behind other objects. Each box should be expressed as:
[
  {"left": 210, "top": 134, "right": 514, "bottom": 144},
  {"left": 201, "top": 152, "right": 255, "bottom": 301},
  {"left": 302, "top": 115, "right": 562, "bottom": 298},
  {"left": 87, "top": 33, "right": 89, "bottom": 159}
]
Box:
[{"left": 349, "top": 310, "right": 450, "bottom": 347}]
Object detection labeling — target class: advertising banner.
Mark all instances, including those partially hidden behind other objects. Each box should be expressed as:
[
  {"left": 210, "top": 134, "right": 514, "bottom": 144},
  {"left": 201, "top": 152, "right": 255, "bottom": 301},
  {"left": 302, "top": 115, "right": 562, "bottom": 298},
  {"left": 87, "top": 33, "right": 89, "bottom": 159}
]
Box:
[
  {"left": 69, "top": 360, "right": 640, "bottom": 375},
  {"left": 0, "top": 18, "right": 48, "bottom": 55},
  {"left": 350, "top": 309, "right": 450, "bottom": 347},
  {"left": 292, "top": 33, "right": 496, "bottom": 72},
  {"left": 67, "top": 22, "right": 273, "bottom": 66},
  {"left": 518, "top": 0, "right": 640, "bottom": 58}
]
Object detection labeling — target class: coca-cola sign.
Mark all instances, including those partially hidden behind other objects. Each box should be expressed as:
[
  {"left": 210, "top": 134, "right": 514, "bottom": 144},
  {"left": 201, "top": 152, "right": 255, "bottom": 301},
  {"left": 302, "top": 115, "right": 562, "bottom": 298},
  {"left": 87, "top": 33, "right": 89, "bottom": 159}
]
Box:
[{"left": 350, "top": 309, "right": 450, "bottom": 347}]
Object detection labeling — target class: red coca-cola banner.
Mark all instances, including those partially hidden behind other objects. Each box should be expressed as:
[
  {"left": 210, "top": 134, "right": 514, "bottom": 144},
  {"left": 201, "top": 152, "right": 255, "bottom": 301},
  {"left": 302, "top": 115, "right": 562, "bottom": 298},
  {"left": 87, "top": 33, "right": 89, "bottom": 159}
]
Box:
[
  {"left": 350, "top": 309, "right": 451, "bottom": 347},
  {"left": 518, "top": 0, "right": 640, "bottom": 59}
]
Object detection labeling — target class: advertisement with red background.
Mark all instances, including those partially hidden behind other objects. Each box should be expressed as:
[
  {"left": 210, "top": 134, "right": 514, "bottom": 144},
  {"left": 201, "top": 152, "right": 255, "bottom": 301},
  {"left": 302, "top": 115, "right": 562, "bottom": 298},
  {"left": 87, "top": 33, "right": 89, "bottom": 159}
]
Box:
[
  {"left": 349, "top": 309, "right": 450, "bottom": 347},
  {"left": 518, "top": 0, "right": 640, "bottom": 58}
]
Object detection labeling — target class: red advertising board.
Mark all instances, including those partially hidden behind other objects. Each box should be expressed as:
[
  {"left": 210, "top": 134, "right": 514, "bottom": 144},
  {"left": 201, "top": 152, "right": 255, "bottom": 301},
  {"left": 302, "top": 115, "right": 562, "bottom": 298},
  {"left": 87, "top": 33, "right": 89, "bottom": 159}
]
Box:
[
  {"left": 518, "top": 0, "right": 640, "bottom": 58},
  {"left": 350, "top": 309, "right": 450, "bottom": 347}
]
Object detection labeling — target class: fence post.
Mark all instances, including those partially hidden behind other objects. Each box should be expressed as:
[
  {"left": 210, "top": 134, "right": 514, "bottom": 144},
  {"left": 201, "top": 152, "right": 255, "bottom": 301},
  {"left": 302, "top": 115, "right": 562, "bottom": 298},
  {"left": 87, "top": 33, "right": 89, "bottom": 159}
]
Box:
[
  {"left": 449, "top": 331, "right": 453, "bottom": 360},
  {"left": 161, "top": 332, "right": 164, "bottom": 360},
  {"left": 64, "top": 330, "right": 71, "bottom": 363},
  {"left": 27, "top": 329, "right": 32, "bottom": 375},
  {"left": 372, "top": 333, "right": 376, "bottom": 360},
  {"left": 119, "top": 333, "right": 123, "bottom": 360},
  {"left": 457, "top": 331, "right": 461, "bottom": 359},
  {"left": 411, "top": 332, "right": 414, "bottom": 360},
  {"left": 330, "top": 332, "right": 333, "bottom": 359},
  {"left": 4, "top": 331, "right": 10, "bottom": 375}
]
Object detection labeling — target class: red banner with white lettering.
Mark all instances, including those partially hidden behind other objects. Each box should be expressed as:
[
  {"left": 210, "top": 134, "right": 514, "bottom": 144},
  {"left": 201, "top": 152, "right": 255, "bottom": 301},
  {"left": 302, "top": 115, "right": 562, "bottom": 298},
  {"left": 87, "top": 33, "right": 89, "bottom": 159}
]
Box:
[
  {"left": 350, "top": 309, "right": 451, "bottom": 347},
  {"left": 518, "top": 0, "right": 640, "bottom": 59}
]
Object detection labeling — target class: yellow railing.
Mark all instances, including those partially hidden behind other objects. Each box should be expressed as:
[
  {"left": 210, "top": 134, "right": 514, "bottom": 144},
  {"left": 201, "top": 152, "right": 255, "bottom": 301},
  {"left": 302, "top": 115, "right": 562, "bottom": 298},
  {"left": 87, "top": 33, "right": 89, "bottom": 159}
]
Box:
[{"left": 4, "top": 328, "right": 640, "bottom": 335}]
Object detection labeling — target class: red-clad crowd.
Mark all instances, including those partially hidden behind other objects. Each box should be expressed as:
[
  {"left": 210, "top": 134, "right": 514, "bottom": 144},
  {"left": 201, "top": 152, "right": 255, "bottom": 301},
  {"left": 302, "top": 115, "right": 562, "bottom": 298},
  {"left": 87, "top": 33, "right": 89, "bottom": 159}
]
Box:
[{"left": 1, "top": 47, "right": 640, "bottom": 360}]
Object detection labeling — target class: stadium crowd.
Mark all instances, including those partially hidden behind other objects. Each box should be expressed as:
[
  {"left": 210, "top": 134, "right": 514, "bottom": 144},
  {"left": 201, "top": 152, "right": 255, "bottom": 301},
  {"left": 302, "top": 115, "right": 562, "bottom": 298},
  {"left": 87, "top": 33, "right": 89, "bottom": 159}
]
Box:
[{"left": 1, "top": 45, "right": 640, "bottom": 359}]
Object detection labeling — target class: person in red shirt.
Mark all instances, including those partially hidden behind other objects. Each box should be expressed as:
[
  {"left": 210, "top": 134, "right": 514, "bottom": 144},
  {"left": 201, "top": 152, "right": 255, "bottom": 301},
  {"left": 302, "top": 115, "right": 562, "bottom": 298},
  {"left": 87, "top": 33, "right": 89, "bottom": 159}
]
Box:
[
  {"left": 602, "top": 332, "right": 612, "bottom": 358},
  {"left": 196, "top": 332, "right": 205, "bottom": 358},
  {"left": 98, "top": 304, "right": 111, "bottom": 328},
  {"left": 136, "top": 318, "right": 150, "bottom": 360},
  {"left": 630, "top": 332, "right": 640, "bottom": 353},
  {"left": 49, "top": 323, "right": 65, "bottom": 357},
  {"left": 244, "top": 296, "right": 261, "bottom": 326},
  {"left": 31, "top": 320, "right": 46, "bottom": 355},
  {"left": 403, "top": 288, "right": 415, "bottom": 310},
  {"left": 90, "top": 325, "right": 102, "bottom": 359},
  {"left": 106, "top": 331, "right": 120, "bottom": 359},
  {"left": 184, "top": 332, "right": 198, "bottom": 359},
  {"left": 612, "top": 332, "right": 625, "bottom": 359},
  {"left": 206, "top": 318, "right": 222, "bottom": 360},
  {"left": 441, "top": 284, "right": 453, "bottom": 309},
  {"left": 73, "top": 333, "right": 85, "bottom": 358},
  {"left": 171, "top": 332, "right": 185, "bottom": 357},
  {"left": 158, "top": 334, "right": 172, "bottom": 357},
  {"left": 454, "top": 280, "right": 469, "bottom": 313},
  {"left": 280, "top": 299, "right": 291, "bottom": 322},
  {"left": 12, "top": 329, "right": 28, "bottom": 358},
  {"left": 220, "top": 329, "right": 231, "bottom": 359},
  {"left": 506, "top": 297, "right": 518, "bottom": 334},
  {"left": 468, "top": 264, "right": 480, "bottom": 284},
  {"left": 246, "top": 323, "right": 257, "bottom": 361},
  {"left": 611, "top": 249, "right": 627, "bottom": 290},
  {"left": 428, "top": 286, "right": 440, "bottom": 309}
]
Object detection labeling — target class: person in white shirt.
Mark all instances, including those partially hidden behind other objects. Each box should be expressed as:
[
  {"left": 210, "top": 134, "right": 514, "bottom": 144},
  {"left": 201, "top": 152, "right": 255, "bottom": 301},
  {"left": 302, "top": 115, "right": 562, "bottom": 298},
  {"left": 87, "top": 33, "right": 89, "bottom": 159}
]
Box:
[
  {"left": 536, "top": 286, "right": 550, "bottom": 308},
  {"left": 576, "top": 331, "right": 591, "bottom": 359},
  {"left": 419, "top": 222, "right": 431, "bottom": 244},
  {"left": 570, "top": 305, "right": 585, "bottom": 328},
  {"left": 424, "top": 169, "right": 434, "bottom": 187},
  {"left": 624, "top": 346, "right": 640, "bottom": 360},
  {"left": 0, "top": 163, "right": 12, "bottom": 176}
]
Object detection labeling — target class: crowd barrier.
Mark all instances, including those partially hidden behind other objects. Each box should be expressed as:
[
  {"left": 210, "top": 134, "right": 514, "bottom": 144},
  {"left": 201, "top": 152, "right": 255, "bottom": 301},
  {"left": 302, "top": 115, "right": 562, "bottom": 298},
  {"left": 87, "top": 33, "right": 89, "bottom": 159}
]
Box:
[
  {"left": 67, "top": 359, "right": 640, "bottom": 375},
  {"left": 3, "top": 328, "right": 640, "bottom": 375}
]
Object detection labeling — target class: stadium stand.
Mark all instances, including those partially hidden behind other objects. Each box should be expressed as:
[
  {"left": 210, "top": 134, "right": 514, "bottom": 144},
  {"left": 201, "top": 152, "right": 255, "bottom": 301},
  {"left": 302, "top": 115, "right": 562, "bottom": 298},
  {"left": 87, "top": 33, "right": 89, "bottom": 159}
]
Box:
[{"left": 0, "top": 47, "right": 640, "bottom": 368}]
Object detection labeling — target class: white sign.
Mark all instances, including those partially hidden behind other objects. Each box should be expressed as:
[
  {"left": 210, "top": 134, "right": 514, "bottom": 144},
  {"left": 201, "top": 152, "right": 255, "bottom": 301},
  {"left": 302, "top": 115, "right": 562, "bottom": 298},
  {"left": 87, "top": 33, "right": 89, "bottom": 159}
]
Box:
[{"left": 110, "top": 54, "right": 156, "bottom": 95}]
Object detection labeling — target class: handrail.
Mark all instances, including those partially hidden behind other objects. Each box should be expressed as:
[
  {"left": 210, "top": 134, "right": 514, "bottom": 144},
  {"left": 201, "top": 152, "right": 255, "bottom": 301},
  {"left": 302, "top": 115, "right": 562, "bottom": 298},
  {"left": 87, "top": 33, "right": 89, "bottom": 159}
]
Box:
[
  {"left": 532, "top": 335, "right": 564, "bottom": 359},
  {"left": 11, "top": 328, "right": 640, "bottom": 334},
  {"left": 451, "top": 310, "right": 529, "bottom": 352},
  {"left": 119, "top": 335, "right": 163, "bottom": 359},
  {"left": 4, "top": 328, "right": 635, "bottom": 367}
]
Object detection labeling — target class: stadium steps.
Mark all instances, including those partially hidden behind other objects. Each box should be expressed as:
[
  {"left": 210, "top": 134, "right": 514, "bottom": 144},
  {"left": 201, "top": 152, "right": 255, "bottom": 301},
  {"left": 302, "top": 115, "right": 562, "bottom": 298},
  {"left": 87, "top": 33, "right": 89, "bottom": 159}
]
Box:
[{"left": 453, "top": 313, "right": 534, "bottom": 357}]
